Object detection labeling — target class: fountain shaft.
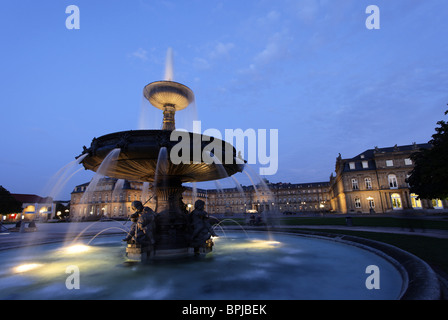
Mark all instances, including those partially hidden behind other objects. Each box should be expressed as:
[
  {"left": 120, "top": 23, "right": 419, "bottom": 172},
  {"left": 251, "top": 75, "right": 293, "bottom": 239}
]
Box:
[{"left": 162, "top": 105, "right": 176, "bottom": 131}]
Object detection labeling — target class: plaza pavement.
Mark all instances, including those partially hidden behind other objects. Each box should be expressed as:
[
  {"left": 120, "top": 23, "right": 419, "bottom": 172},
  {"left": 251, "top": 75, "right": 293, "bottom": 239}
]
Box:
[{"left": 0, "top": 220, "right": 132, "bottom": 251}]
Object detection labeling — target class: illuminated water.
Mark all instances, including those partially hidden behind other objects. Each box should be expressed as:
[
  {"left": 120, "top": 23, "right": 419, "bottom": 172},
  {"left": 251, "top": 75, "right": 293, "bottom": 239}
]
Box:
[{"left": 0, "top": 232, "right": 403, "bottom": 300}]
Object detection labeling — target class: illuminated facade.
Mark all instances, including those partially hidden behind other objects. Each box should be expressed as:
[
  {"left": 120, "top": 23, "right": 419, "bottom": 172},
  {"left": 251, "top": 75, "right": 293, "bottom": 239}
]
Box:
[
  {"left": 329, "top": 143, "right": 447, "bottom": 213},
  {"left": 206, "top": 181, "right": 330, "bottom": 215},
  {"left": 70, "top": 178, "right": 207, "bottom": 221},
  {"left": 4, "top": 194, "right": 55, "bottom": 222},
  {"left": 70, "top": 178, "right": 331, "bottom": 220},
  {"left": 69, "top": 143, "right": 447, "bottom": 218}
]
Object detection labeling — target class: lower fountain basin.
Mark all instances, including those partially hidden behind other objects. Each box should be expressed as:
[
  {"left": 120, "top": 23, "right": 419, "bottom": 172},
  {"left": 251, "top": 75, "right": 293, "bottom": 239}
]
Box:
[{"left": 0, "top": 231, "right": 404, "bottom": 300}]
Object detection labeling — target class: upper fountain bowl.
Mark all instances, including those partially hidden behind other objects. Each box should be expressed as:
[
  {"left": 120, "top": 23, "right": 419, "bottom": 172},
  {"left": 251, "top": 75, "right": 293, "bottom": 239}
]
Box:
[
  {"left": 143, "top": 81, "right": 194, "bottom": 111},
  {"left": 78, "top": 130, "right": 245, "bottom": 183}
]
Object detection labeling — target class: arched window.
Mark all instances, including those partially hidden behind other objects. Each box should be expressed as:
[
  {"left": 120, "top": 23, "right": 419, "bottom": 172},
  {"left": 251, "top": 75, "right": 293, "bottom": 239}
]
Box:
[
  {"left": 388, "top": 174, "right": 398, "bottom": 189},
  {"left": 391, "top": 193, "right": 402, "bottom": 210},
  {"left": 432, "top": 199, "right": 443, "bottom": 209},
  {"left": 351, "top": 179, "right": 359, "bottom": 190},
  {"left": 367, "top": 197, "right": 375, "bottom": 209},
  {"left": 354, "top": 197, "right": 361, "bottom": 208},
  {"left": 365, "top": 178, "right": 372, "bottom": 190},
  {"left": 410, "top": 193, "right": 422, "bottom": 209}
]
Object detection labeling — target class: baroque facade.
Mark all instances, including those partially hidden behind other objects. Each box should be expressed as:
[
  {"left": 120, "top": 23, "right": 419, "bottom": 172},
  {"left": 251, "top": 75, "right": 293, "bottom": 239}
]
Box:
[
  {"left": 206, "top": 181, "right": 330, "bottom": 215},
  {"left": 70, "top": 178, "right": 207, "bottom": 221},
  {"left": 69, "top": 142, "right": 447, "bottom": 219},
  {"left": 69, "top": 178, "right": 331, "bottom": 220},
  {"left": 329, "top": 143, "right": 447, "bottom": 214}
]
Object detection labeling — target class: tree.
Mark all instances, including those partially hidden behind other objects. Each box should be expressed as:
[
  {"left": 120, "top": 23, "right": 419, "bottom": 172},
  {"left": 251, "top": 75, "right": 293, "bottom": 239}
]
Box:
[
  {"left": 54, "top": 202, "right": 70, "bottom": 220},
  {"left": 0, "top": 186, "right": 23, "bottom": 216},
  {"left": 408, "top": 109, "right": 448, "bottom": 200}
]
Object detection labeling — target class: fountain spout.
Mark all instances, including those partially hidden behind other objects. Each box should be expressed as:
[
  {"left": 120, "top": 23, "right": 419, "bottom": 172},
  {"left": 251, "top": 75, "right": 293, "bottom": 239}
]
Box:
[{"left": 143, "top": 81, "right": 194, "bottom": 131}]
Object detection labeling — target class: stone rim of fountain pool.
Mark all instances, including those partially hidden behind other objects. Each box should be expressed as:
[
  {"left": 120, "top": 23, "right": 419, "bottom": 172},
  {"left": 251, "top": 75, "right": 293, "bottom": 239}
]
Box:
[{"left": 0, "top": 222, "right": 442, "bottom": 300}]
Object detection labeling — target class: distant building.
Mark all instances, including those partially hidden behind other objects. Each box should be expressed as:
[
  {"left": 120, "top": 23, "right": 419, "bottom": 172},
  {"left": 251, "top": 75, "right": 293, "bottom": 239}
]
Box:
[
  {"left": 69, "top": 177, "right": 207, "bottom": 221},
  {"left": 329, "top": 143, "right": 447, "bottom": 213},
  {"left": 3, "top": 194, "right": 55, "bottom": 222},
  {"left": 69, "top": 177, "right": 331, "bottom": 220},
  {"left": 69, "top": 143, "right": 447, "bottom": 219},
  {"left": 207, "top": 181, "right": 330, "bottom": 215}
]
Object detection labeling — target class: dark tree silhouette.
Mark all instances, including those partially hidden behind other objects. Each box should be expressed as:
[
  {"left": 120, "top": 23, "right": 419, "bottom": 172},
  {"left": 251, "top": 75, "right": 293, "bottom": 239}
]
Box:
[
  {"left": 408, "top": 109, "right": 448, "bottom": 200},
  {"left": 0, "top": 186, "right": 22, "bottom": 215}
]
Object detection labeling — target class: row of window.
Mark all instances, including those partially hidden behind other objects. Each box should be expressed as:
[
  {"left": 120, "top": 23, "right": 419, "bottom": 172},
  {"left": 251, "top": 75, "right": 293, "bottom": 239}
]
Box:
[
  {"left": 348, "top": 158, "right": 413, "bottom": 170},
  {"left": 210, "top": 196, "right": 328, "bottom": 206},
  {"left": 72, "top": 205, "right": 130, "bottom": 216},
  {"left": 75, "top": 193, "right": 148, "bottom": 204},
  {"left": 210, "top": 203, "right": 328, "bottom": 213},
  {"left": 353, "top": 194, "right": 444, "bottom": 210},
  {"left": 212, "top": 189, "right": 327, "bottom": 197},
  {"left": 351, "top": 174, "right": 402, "bottom": 190}
]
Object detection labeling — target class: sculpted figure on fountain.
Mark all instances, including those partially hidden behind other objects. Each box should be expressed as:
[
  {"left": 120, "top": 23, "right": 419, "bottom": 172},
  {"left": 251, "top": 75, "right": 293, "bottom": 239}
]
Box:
[
  {"left": 189, "top": 200, "right": 217, "bottom": 254},
  {"left": 122, "top": 201, "right": 156, "bottom": 248}
]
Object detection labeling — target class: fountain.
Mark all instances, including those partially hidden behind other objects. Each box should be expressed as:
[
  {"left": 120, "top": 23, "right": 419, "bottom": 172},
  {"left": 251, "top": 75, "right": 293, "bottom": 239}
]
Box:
[{"left": 76, "top": 54, "right": 244, "bottom": 260}]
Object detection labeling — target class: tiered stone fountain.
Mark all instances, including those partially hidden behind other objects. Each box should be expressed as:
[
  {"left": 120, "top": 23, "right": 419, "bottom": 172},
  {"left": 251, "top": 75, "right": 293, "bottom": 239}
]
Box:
[{"left": 77, "top": 59, "right": 244, "bottom": 260}]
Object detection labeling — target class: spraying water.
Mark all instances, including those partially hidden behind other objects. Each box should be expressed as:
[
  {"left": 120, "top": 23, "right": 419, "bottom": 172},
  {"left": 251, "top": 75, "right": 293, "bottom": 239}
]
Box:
[
  {"left": 81, "top": 148, "right": 121, "bottom": 204},
  {"left": 112, "top": 179, "right": 125, "bottom": 202},
  {"left": 164, "top": 47, "right": 174, "bottom": 81},
  {"left": 141, "top": 182, "right": 150, "bottom": 203},
  {"left": 152, "top": 147, "right": 168, "bottom": 204},
  {"left": 42, "top": 153, "right": 88, "bottom": 201}
]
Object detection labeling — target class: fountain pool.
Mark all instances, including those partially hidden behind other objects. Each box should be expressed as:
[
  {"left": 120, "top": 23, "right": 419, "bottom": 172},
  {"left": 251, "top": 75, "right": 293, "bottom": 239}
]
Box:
[{"left": 0, "top": 231, "right": 404, "bottom": 300}]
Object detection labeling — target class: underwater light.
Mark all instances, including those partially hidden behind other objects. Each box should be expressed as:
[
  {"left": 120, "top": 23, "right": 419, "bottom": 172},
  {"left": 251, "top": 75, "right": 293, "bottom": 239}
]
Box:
[
  {"left": 13, "top": 263, "right": 43, "bottom": 273},
  {"left": 250, "top": 240, "right": 282, "bottom": 248},
  {"left": 65, "top": 244, "right": 90, "bottom": 254}
]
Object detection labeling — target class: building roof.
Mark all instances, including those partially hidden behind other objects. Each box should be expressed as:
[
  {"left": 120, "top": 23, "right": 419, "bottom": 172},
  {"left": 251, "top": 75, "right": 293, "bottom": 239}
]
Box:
[
  {"left": 339, "top": 143, "right": 432, "bottom": 173},
  {"left": 350, "top": 143, "right": 431, "bottom": 161},
  {"left": 12, "top": 194, "right": 52, "bottom": 204}
]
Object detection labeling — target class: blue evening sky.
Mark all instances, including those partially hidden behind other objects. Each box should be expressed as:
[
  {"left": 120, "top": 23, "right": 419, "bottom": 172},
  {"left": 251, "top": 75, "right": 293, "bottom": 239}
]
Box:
[{"left": 0, "top": 0, "right": 447, "bottom": 200}]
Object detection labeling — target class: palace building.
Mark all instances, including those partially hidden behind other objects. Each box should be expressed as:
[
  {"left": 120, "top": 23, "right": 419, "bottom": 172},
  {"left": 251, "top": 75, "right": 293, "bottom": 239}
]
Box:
[
  {"left": 329, "top": 143, "right": 447, "bottom": 213},
  {"left": 69, "top": 142, "right": 446, "bottom": 220},
  {"left": 69, "top": 178, "right": 331, "bottom": 220},
  {"left": 69, "top": 178, "right": 208, "bottom": 221},
  {"left": 206, "top": 181, "right": 330, "bottom": 215}
]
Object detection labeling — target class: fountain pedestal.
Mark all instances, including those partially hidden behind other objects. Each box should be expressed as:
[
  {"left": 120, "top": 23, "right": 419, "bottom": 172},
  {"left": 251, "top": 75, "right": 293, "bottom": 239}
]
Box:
[
  {"left": 125, "top": 179, "right": 215, "bottom": 261},
  {"left": 152, "top": 179, "right": 190, "bottom": 259},
  {"left": 126, "top": 243, "right": 152, "bottom": 262}
]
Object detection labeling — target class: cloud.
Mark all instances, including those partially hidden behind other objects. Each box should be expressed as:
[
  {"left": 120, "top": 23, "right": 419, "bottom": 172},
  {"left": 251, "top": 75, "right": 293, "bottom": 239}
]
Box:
[
  {"left": 210, "top": 42, "right": 235, "bottom": 59},
  {"left": 239, "top": 30, "right": 292, "bottom": 77},
  {"left": 193, "top": 57, "right": 210, "bottom": 70},
  {"left": 293, "top": 0, "right": 321, "bottom": 23},
  {"left": 256, "top": 10, "right": 281, "bottom": 26},
  {"left": 254, "top": 34, "right": 285, "bottom": 65},
  {"left": 129, "top": 48, "right": 148, "bottom": 61},
  {"left": 192, "top": 41, "right": 235, "bottom": 70}
]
